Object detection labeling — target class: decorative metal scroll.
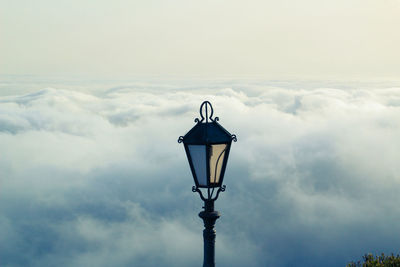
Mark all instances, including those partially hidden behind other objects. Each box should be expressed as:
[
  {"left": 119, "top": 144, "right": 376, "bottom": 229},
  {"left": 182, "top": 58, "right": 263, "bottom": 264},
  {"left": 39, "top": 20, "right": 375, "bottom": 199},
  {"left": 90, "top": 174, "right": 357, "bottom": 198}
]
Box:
[
  {"left": 192, "top": 185, "right": 226, "bottom": 202},
  {"left": 231, "top": 134, "right": 237, "bottom": 142},
  {"left": 195, "top": 101, "right": 219, "bottom": 123}
]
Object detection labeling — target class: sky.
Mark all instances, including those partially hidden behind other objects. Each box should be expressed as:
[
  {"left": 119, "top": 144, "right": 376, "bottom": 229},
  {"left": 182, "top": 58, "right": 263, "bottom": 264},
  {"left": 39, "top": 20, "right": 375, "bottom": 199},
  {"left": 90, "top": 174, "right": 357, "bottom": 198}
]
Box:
[
  {"left": 1, "top": 1, "right": 400, "bottom": 267},
  {"left": 1, "top": 0, "right": 400, "bottom": 79}
]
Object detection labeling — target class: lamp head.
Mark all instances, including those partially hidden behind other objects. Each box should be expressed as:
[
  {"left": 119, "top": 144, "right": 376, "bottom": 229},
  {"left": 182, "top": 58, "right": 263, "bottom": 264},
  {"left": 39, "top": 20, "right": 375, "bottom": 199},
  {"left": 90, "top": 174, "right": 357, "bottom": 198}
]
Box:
[{"left": 178, "top": 101, "right": 236, "bottom": 201}]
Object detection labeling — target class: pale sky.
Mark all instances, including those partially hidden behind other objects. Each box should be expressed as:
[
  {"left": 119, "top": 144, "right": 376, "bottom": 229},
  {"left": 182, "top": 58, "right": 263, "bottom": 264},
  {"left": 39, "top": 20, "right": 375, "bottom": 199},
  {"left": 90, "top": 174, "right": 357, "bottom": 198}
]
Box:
[{"left": 1, "top": 0, "right": 399, "bottom": 79}]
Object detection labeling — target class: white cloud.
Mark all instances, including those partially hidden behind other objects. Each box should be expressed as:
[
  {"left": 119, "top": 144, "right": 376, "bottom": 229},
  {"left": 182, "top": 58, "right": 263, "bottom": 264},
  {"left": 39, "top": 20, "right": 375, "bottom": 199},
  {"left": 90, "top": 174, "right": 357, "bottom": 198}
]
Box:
[{"left": 1, "top": 79, "right": 400, "bottom": 266}]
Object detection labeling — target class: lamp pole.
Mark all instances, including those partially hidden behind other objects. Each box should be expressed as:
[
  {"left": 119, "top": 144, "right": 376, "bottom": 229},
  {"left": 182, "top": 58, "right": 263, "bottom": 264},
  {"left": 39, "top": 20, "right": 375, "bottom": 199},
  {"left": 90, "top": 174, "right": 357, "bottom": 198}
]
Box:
[
  {"left": 199, "top": 200, "right": 220, "bottom": 267},
  {"left": 178, "top": 101, "right": 236, "bottom": 267}
]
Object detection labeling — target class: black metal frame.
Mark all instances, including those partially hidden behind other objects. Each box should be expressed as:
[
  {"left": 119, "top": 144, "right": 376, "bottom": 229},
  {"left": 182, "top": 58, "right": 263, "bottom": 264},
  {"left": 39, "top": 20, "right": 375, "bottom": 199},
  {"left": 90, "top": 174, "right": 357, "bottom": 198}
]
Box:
[
  {"left": 178, "top": 101, "right": 237, "bottom": 201},
  {"left": 183, "top": 141, "right": 231, "bottom": 189}
]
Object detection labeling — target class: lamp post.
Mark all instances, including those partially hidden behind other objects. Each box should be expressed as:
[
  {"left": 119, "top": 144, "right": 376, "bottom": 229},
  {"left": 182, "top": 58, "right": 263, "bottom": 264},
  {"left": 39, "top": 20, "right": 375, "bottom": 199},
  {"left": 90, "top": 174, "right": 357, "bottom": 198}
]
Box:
[{"left": 178, "top": 101, "right": 237, "bottom": 267}]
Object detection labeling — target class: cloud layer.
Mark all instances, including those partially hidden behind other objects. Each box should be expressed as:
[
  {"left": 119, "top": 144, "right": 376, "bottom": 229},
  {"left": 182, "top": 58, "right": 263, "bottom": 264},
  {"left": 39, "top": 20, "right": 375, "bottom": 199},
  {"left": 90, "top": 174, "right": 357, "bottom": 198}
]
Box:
[{"left": 1, "top": 79, "right": 400, "bottom": 266}]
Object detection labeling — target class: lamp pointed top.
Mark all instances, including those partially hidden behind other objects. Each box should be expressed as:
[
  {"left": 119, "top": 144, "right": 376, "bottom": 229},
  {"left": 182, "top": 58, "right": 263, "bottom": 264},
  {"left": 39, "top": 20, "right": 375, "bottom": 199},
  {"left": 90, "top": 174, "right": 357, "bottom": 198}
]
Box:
[{"left": 195, "top": 101, "right": 219, "bottom": 124}]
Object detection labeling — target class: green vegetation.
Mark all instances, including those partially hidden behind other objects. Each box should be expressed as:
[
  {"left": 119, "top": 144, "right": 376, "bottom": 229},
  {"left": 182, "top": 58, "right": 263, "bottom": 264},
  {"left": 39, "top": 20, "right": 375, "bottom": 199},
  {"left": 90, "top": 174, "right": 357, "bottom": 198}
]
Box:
[{"left": 347, "top": 253, "right": 400, "bottom": 267}]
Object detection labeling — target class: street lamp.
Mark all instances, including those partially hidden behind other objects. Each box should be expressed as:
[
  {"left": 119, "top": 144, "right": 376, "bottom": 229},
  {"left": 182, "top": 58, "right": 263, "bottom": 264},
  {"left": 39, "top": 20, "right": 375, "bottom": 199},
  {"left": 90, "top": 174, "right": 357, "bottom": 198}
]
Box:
[{"left": 178, "top": 101, "right": 237, "bottom": 267}]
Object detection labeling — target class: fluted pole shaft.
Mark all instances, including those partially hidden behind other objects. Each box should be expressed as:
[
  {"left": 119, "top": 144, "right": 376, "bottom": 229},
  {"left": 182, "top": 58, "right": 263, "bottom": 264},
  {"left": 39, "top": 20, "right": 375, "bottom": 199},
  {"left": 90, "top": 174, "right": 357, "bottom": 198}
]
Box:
[{"left": 199, "top": 200, "right": 220, "bottom": 267}]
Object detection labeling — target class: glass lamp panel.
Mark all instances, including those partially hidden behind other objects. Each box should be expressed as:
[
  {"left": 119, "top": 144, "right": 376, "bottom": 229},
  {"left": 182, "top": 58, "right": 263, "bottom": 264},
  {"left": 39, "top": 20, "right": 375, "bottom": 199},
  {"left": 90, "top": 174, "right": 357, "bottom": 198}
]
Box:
[
  {"left": 188, "top": 145, "right": 207, "bottom": 186},
  {"left": 209, "top": 144, "right": 227, "bottom": 184}
]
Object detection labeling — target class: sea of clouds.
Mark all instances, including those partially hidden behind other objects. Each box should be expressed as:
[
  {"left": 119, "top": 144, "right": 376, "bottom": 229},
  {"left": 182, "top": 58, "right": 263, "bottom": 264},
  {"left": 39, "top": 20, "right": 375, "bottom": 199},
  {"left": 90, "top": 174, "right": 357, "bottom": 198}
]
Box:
[{"left": 1, "top": 77, "right": 400, "bottom": 267}]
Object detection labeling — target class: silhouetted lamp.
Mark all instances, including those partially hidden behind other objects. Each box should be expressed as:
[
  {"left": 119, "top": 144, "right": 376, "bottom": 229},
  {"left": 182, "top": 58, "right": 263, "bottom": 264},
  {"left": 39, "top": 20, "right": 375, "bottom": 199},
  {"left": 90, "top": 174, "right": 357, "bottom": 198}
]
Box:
[{"left": 178, "top": 101, "right": 236, "bottom": 267}]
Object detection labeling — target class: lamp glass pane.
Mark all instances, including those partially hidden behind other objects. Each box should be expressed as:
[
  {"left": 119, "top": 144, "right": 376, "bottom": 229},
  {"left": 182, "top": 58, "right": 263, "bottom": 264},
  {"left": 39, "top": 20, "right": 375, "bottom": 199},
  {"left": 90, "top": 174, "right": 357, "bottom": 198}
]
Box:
[
  {"left": 209, "top": 144, "right": 227, "bottom": 184},
  {"left": 188, "top": 145, "right": 207, "bottom": 186}
]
